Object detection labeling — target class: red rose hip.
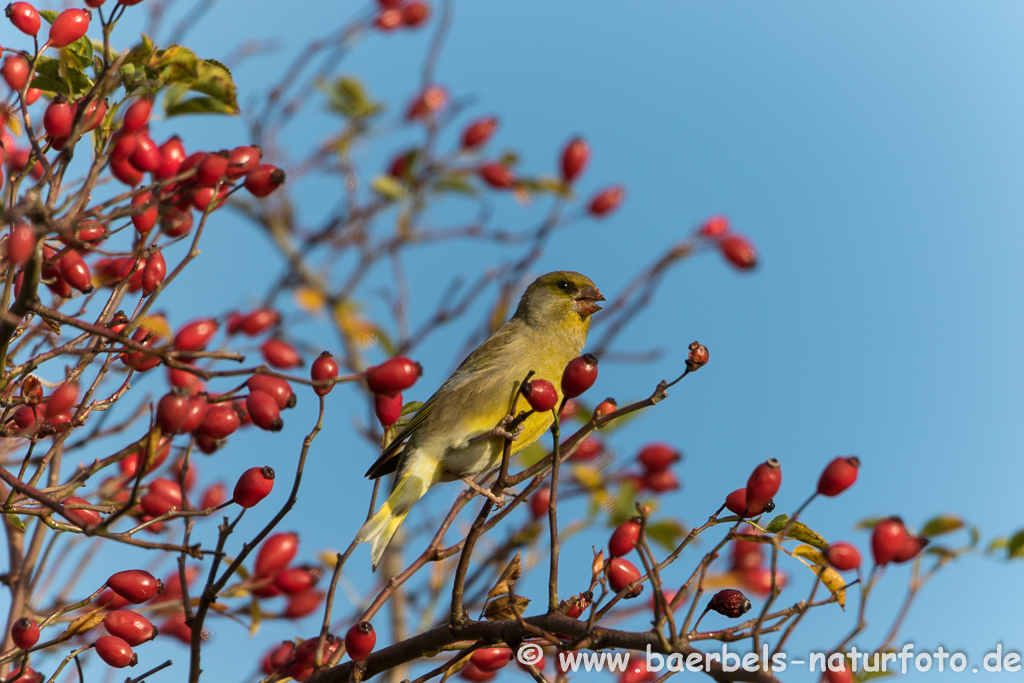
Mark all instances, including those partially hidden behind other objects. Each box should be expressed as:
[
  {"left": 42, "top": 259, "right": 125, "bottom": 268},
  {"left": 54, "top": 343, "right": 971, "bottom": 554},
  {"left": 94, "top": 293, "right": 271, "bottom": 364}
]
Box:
[
  {"left": 817, "top": 456, "right": 860, "bottom": 497},
  {"left": 744, "top": 458, "right": 781, "bottom": 516},
  {"left": 870, "top": 517, "right": 907, "bottom": 565},
  {"left": 345, "top": 621, "right": 376, "bottom": 661},
  {"left": 233, "top": 465, "right": 275, "bottom": 507},
  {"left": 522, "top": 378, "right": 558, "bottom": 412},
  {"left": 561, "top": 353, "right": 598, "bottom": 398}
]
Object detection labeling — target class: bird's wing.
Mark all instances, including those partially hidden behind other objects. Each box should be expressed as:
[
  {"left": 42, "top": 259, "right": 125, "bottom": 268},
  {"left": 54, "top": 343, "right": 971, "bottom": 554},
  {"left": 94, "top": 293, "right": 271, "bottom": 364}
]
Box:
[
  {"left": 362, "top": 320, "right": 532, "bottom": 480},
  {"left": 363, "top": 394, "right": 437, "bottom": 479}
]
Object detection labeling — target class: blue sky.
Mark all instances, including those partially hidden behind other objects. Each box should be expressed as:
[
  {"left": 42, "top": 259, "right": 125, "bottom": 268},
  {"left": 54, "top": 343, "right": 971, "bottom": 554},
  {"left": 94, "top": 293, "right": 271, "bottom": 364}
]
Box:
[{"left": 7, "top": 1, "right": 1024, "bottom": 681}]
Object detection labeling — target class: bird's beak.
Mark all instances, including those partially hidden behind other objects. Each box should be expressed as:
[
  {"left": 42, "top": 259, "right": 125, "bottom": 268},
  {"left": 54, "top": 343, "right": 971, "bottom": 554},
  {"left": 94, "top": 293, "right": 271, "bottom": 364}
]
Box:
[{"left": 573, "top": 285, "right": 606, "bottom": 317}]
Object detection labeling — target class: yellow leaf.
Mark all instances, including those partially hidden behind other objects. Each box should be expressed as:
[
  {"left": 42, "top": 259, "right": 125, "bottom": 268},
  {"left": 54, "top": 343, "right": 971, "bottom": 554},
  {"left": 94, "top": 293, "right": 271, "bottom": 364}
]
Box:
[
  {"left": 571, "top": 464, "right": 602, "bottom": 490},
  {"left": 484, "top": 594, "right": 530, "bottom": 621},
  {"left": 136, "top": 315, "right": 171, "bottom": 341},
  {"left": 294, "top": 286, "right": 326, "bottom": 313},
  {"left": 63, "top": 608, "right": 106, "bottom": 638},
  {"left": 790, "top": 544, "right": 846, "bottom": 609}
]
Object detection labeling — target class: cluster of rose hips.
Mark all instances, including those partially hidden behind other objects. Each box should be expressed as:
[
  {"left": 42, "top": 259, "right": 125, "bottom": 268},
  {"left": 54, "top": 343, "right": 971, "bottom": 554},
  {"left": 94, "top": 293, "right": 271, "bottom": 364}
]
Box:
[
  {"left": 259, "top": 620, "right": 376, "bottom": 682},
  {"left": 622, "top": 442, "right": 682, "bottom": 493},
  {"left": 249, "top": 532, "right": 326, "bottom": 624},
  {"left": 695, "top": 214, "right": 758, "bottom": 271},
  {"left": 364, "top": 355, "right": 422, "bottom": 427},
  {"left": 373, "top": 0, "right": 430, "bottom": 31}
]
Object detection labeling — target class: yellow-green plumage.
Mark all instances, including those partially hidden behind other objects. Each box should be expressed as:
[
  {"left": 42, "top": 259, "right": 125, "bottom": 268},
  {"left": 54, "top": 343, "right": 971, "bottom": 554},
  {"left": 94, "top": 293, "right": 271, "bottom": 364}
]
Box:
[{"left": 355, "top": 271, "right": 605, "bottom": 569}]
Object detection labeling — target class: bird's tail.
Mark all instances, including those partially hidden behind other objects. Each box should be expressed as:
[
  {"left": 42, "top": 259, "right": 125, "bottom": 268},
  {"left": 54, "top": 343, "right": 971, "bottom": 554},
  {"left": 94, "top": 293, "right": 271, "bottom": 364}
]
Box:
[{"left": 356, "top": 461, "right": 435, "bottom": 570}]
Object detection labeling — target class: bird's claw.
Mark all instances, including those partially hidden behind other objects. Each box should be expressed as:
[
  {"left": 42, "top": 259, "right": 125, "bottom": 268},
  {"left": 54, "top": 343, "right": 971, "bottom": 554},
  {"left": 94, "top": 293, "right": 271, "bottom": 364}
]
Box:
[
  {"left": 491, "top": 415, "right": 523, "bottom": 441},
  {"left": 461, "top": 477, "right": 507, "bottom": 508}
]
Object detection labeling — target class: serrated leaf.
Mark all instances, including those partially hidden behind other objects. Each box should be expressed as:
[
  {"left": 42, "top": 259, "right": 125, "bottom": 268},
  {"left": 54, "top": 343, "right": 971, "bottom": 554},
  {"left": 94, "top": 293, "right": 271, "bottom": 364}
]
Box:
[
  {"left": 5, "top": 514, "right": 25, "bottom": 531},
  {"left": 487, "top": 552, "right": 522, "bottom": 599},
  {"left": 64, "top": 608, "right": 106, "bottom": 637},
  {"left": 483, "top": 594, "right": 530, "bottom": 621},
  {"left": 645, "top": 519, "right": 686, "bottom": 551},
  {"left": 920, "top": 515, "right": 964, "bottom": 537},
  {"left": 29, "top": 75, "right": 69, "bottom": 96},
  {"left": 66, "top": 68, "right": 94, "bottom": 99},
  {"left": 371, "top": 174, "right": 407, "bottom": 201},
  {"left": 39, "top": 9, "right": 57, "bottom": 23},
  {"left": 1007, "top": 530, "right": 1024, "bottom": 559},
  {"left": 63, "top": 36, "right": 94, "bottom": 70},
  {"left": 165, "top": 92, "right": 237, "bottom": 116}
]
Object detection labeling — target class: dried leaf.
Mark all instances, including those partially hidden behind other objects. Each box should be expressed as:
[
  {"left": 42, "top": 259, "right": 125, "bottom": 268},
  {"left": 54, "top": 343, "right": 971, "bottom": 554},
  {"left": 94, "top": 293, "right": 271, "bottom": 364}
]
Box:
[
  {"left": 249, "top": 596, "right": 261, "bottom": 636},
  {"left": 484, "top": 594, "right": 530, "bottom": 621},
  {"left": 63, "top": 608, "right": 106, "bottom": 638},
  {"left": 487, "top": 552, "right": 522, "bottom": 599}
]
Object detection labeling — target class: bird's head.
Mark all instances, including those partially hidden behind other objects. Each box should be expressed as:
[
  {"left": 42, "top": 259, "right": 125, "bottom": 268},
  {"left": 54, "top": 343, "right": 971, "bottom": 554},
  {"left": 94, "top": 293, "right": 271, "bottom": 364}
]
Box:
[{"left": 515, "top": 271, "right": 605, "bottom": 327}]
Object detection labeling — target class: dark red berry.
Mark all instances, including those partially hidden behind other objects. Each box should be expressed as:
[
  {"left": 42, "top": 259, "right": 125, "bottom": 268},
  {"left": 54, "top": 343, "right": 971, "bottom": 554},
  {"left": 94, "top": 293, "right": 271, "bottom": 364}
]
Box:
[
  {"left": 870, "top": 517, "right": 907, "bottom": 565},
  {"left": 156, "top": 392, "right": 190, "bottom": 434},
  {"left": 707, "top": 589, "right": 751, "bottom": 618},
  {"left": 128, "top": 134, "right": 160, "bottom": 173},
  {"left": 644, "top": 468, "right": 680, "bottom": 493},
  {"left": 121, "top": 97, "right": 151, "bottom": 132},
  {"left": 825, "top": 542, "right": 861, "bottom": 571},
  {"left": 157, "top": 136, "right": 186, "bottom": 180},
  {"left": 571, "top": 435, "right": 603, "bottom": 461},
  {"left": 103, "top": 610, "right": 156, "bottom": 646},
  {"left": 365, "top": 356, "right": 422, "bottom": 395},
  {"left": 817, "top": 456, "right": 860, "bottom": 497},
  {"left": 401, "top": 0, "right": 430, "bottom": 26},
  {"left": 561, "top": 353, "right": 598, "bottom": 399},
  {"left": 471, "top": 647, "right": 512, "bottom": 672},
  {"left": 20, "top": 376, "right": 43, "bottom": 405},
  {"left": 274, "top": 567, "right": 319, "bottom": 594},
  {"left": 47, "top": 8, "right": 90, "bottom": 48},
  {"left": 637, "top": 443, "right": 680, "bottom": 471},
  {"left": 8, "top": 147, "right": 43, "bottom": 180},
  {"left": 745, "top": 458, "right": 781, "bottom": 516},
  {"left": 261, "top": 338, "right": 302, "bottom": 369},
  {"left": 58, "top": 250, "right": 92, "bottom": 293},
  {"left": 725, "top": 488, "right": 756, "bottom": 516},
  {"left": 44, "top": 96, "right": 74, "bottom": 138},
  {"left": 179, "top": 394, "right": 208, "bottom": 433},
  {"left": 7, "top": 224, "right": 35, "bottom": 266},
  {"left": 608, "top": 519, "right": 641, "bottom": 557},
  {"left": 406, "top": 84, "right": 447, "bottom": 120},
  {"left": 479, "top": 162, "right": 515, "bottom": 189},
  {"left": 197, "top": 403, "right": 240, "bottom": 440},
  {"left": 460, "top": 663, "right": 495, "bottom": 682},
  {"left": 4, "top": 667, "right": 41, "bottom": 683},
  {"left": 200, "top": 482, "right": 226, "bottom": 509},
  {"left": 462, "top": 117, "right": 498, "bottom": 149},
  {"left": 109, "top": 132, "right": 136, "bottom": 161},
  {"left": 560, "top": 137, "right": 589, "bottom": 183},
  {"left": 1, "top": 55, "right": 30, "bottom": 91},
  {"left": 246, "top": 375, "right": 296, "bottom": 409},
  {"left": 699, "top": 215, "right": 729, "bottom": 238},
  {"left": 593, "top": 397, "right": 617, "bottom": 420},
  {"left": 7, "top": 3, "right": 41, "bottom": 35},
  {"left": 607, "top": 558, "right": 642, "bottom": 597},
  {"left": 63, "top": 496, "right": 101, "bottom": 528},
  {"left": 284, "top": 590, "right": 323, "bottom": 619},
  {"left": 239, "top": 308, "right": 280, "bottom": 336},
  {"left": 374, "top": 392, "right": 402, "bottom": 428},
  {"left": 588, "top": 186, "right": 624, "bottom": 217},
  {"left": 107, "top": 569, "right": 163, "bottom": 604},
  {"left": 374, "top": 8, "right": 401, "bottom": 31},
  {"left": 226, "top": 145, "right": 261, "bottom": 179},
  {"left": 95, "top": 635, "right": 137, "bottom": 668},
  {"left": 130, "top": 192, "right": 157, "bottom": 234},
  {"left": 110, "top": 157, "right": 143, "bottom": 185},
  {"left": 826, "top": 664, "right": 853, "bottom": 683},
  {"left": 234, "top": 466, "right": 275, "bottom": 507},
  {"left": 246, "top": 391, "right": 283, "bottom": 431},
  {"left": 11, "top": 617, "right": 39, "bottom": 650},
  {"left": 265, "top": 641, "right": 296, "bottom": 673},
  {"left": 197, "top": 151, "right": 229, "bottom": 186},
  {"left": 174, "top": 318, "right": 218, "bottom": 351},
  {"left": 141, "top": 249, "right": 166, "bottom": 295},
  {"left": 345, "top": 622, "right": 376, "bottom": 662},
  {"left": 522, "top": 378, "right": 558, "bottom": 412},
  {"left": 254, "top": 532, "right": 299, "bottom": 577},
  {"left": 892, "top": 535, "right": 929, "bottom": 564},
  {"left": 160, "top": 208, "right": 193, "bottom": 237},
  {"left": 45, "top": 381, "right": 78, "bottom": 418},
  {"left": 244, "top": 164, "right": 286, "bottom": 197},
  {"left": 311, "top": 352, "right": 339, "bottom": 396},
  {"left": 720, "top": 234, "right": 757, "bottom": 270},
  {"left": 529, "top": 487, "right": 549, "bottom": 519},
  {"left": 80, "top": 98, "right": 106, "bottom": 132}
]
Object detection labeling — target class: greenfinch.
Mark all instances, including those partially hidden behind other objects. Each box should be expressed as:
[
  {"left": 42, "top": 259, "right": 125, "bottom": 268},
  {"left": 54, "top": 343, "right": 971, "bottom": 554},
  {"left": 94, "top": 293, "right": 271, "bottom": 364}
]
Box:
[{"left": 356, "top": 271, "right": 605, "bottom": 569}]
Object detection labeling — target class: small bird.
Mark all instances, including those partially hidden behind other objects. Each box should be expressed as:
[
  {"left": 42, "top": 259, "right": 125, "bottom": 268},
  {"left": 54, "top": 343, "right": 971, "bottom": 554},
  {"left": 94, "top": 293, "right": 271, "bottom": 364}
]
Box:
[{"left": 356, "top": 271, "right": 605, "bottom": 569}]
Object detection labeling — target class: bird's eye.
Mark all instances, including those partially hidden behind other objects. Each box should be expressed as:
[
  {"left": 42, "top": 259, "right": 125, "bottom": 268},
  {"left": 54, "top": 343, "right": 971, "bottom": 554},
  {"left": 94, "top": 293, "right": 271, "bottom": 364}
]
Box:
[{"left": 557, "top": 280, "right": 570, "bottom": 291}]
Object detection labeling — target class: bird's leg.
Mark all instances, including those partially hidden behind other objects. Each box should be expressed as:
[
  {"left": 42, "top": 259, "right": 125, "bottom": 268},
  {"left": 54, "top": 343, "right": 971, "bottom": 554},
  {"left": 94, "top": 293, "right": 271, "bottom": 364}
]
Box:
[
  {"left": 467, "top": 415, "right": 524, "bottom": 447},
  {"left": 461, "top": 476, "right": 506, "bottom": 508}
]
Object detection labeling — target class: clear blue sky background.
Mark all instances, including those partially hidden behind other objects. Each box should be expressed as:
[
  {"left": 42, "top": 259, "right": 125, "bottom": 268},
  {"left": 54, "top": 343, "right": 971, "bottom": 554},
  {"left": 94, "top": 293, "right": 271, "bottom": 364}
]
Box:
[{"left": 7, "top": 1, "right": 1024, "bottom": 681}]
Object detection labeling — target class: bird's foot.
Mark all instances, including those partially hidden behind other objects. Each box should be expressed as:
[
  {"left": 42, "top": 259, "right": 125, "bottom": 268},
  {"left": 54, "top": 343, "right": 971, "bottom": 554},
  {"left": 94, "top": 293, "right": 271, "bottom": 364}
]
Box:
[
  {"left": 461, "top": 477, "right": 506, "bottom": 508},
  {"left": 491, "top": 414, "right": 524, "bottom": 441}
]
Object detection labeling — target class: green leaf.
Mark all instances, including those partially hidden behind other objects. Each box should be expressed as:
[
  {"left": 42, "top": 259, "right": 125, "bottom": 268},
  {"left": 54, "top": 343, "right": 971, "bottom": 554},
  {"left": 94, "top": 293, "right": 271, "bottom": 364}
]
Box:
[
  {"left": 432, "top": 174, "right": 478, "bottom": 196},
  {"left": 371, "top": 174, "right": 407, "bottom": 201},
  {"left": 609, "top": 481, "right": 641, "bottom": 526},
  {"left": 515, "top": 442, "right": 546, "bottom": 468},
  {"left": 854, "top": 516, "right": 884, "bottom": 530},
  {"left": 63, "top": 36, "right": 94, "bottom": 70},
  {"left": 765, "top": 515, "right": 828, "bottom": 550},
  {"left": 319, "top": 76, "right": 383, "bottom": 120},
  {"left": 920, "top": 514, "right": 965, "bottom": 537},
  {"left": 987, "top": 537, "right": 1008, "bottom": 553},
  {"left": 1007, "top": 530, "right": 1024, "bottom": 559},
  {"left": 399, "top": 401, "right": 424, "bottom": 417},
  {"left": 39, "top": 9, "right": 57, "bottom": 23},
  {"left": 164, "top": 93, "right": 237, "bottom": 116},
  {"left": 190, "top": 58, "right": 238, "bottom": 111},
  {"left": 5, "top": 513, "right": 25, "bottom": 532},
  {"left": 66, "top": 68, "right": 94, "bottom": 99},
  {"left": 646, "top": 519, "right": 686, "bottom": 551},
  {"left": 248, "top": 596, "right": 261, "bottom": 636},
  {"left": 30, "top": 75, "right": 69, "bottom": 96}
]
